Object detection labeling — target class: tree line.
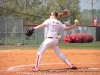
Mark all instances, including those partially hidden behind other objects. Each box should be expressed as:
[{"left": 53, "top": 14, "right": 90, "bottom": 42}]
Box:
[
  {"left": 0, "top": 0, "right": 99, "bottom": 25},
  {"left": 81, "top": 9, "right": 100, "bottom": 25}
]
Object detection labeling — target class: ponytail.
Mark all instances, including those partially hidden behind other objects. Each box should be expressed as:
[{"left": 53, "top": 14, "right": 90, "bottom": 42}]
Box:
[{"left": 58, "top": 9, "right": 70, "bottom": 18}]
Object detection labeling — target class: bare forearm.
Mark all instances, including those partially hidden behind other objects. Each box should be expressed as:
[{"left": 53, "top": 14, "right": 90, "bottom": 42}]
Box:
[
  {"left": 34, "top": 24, "right": 45, "bottom": 30},
  {"left": 64, "top": 24, "right": 76, "bottom": 31}
]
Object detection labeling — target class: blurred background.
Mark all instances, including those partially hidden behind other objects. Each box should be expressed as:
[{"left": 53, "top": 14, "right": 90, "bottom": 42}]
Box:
[{"left": 0, "top": 0, "right": 100, "bottom": 45}]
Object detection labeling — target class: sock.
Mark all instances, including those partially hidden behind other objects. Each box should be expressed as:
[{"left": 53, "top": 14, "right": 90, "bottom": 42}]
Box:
[{"left": 35, "top": 55, "right": 42, "bottom": 68}]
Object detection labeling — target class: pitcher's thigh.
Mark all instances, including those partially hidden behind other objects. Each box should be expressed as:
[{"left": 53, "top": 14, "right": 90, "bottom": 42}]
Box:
[{"left": 37, "top": 39, "right": 51, "bottom": 55}]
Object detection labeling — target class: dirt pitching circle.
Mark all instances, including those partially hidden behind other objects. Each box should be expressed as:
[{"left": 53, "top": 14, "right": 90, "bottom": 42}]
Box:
[{"left": 0, "top": 50, "right": 100, "bottom": 75}]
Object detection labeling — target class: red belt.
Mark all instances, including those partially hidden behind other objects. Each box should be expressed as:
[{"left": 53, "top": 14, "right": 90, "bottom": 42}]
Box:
[{"left": 47, "top": 37, "right": 58, "bottom": 39}]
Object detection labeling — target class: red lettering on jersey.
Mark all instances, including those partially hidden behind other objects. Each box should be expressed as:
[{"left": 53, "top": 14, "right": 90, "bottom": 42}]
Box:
[
  {"left": 56, "top": 22, "right": 59, "bottom": 24},
  {"left": 53, "top": 21, "right": 55, "bottom": 23}
]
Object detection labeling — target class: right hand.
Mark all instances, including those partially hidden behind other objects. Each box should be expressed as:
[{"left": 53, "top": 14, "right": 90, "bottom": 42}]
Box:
[
  {"left": 74, "top": 19, "right": 79, "bottom": 26},
  {"left": 75, "top": 22, "right": 79, "bottom": 26}
]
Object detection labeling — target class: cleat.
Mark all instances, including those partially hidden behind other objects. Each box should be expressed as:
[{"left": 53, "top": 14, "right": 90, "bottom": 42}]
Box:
[
  {"left": 32, "top": 67, "right": 39, "bottom": 72},
  {"left": 71, "top": 66, "right": 77, "bottom": 70},
  {"left": 70, "top": 64, "right": 77, "bottom": 70}
]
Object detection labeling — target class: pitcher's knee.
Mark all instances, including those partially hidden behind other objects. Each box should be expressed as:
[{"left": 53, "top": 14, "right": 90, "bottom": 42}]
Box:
[{"left": 37, "top": 51, "right": 44, "bottom": 55}]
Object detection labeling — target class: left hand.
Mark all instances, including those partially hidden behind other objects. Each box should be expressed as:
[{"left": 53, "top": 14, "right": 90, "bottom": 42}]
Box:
[{"left": 25, "top": 28, "right": 35, "bottom": 36}]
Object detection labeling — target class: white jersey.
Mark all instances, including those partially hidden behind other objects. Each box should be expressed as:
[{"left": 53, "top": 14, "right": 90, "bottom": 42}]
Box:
[{"left": 43, "top": 18, "right": 66, "bottom": 38}]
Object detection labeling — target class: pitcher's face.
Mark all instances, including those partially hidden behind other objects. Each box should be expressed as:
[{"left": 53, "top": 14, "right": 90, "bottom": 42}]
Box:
[{"left": 50, "top": 12, "right": 54, "bottom": 18}]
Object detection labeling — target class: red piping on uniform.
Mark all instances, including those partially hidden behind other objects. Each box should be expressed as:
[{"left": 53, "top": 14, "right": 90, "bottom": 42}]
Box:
[{"left": 36, "top": 55, "right": 40, "bottom": 68}]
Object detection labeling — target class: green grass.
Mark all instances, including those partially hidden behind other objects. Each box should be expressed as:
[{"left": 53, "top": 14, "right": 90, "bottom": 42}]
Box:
[
  {"left": 59, "top": 42, "right": 100, "bottom": 50},
  {"left": 0, "top": 42, "right": 100, "bottom": 50},
  {"left": 0, "top": 45, "right": 39, "bottom": 50}
]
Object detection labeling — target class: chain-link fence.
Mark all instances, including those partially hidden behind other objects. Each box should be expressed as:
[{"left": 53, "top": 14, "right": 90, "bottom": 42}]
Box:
[
  {"left": 63, "top": 26, "right": 96, "bottom": 40},
  {"left": 0, "top": 16, "right": 24, "bottom": 45},
  {"left": 55, "top": 25, "right": 96, "bottom": 43},
  {"left": 24, "top": 25, "right": 44, "bottom": 45},
  {"left": 24, "top": 24, "right": 100, "bottom": 45},
  {"left": 0, "top": 17, "right": 99, "bottom": 45}
]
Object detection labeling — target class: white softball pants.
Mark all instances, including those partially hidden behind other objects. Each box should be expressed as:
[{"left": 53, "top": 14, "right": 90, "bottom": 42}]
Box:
[{"left": 34, "top": 38, "right": 72, "bottom": 68}]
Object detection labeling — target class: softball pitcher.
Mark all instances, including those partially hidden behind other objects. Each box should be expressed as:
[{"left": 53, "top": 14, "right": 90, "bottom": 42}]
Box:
[{"left": 32, "top": 10, "right": 78, "bottom": 71}]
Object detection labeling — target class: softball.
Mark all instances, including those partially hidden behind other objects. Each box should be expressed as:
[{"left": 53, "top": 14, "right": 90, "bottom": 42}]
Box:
[{"left": 74, "top": 19, "right": 79, "bottom": 23}]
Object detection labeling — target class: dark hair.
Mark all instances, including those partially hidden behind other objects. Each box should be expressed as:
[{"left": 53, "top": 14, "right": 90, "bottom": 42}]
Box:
[{"left": 53, "top": 12, "right": 58, "bottom": 17}]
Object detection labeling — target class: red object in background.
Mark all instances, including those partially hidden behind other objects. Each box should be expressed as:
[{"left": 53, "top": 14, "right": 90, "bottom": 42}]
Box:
[
  {"left": 64, "top": 33, "right": 94, "bottom": 43},
  {"left": 93, "top": 18, "right": 98, "bottom": 26}
]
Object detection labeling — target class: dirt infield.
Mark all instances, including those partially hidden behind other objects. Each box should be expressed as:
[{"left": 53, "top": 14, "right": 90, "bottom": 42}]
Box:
[{"left": 0, "top": 49, "right": 100, "bottom": 75}]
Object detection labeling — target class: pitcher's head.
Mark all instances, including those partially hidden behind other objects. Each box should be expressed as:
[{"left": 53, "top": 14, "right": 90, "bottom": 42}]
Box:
[
  {"left": 50, "top": 11, "right": 58, "bottom": 18},
  {"left": 50, "top": 9, "right": 70, "bottom": 19}
]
